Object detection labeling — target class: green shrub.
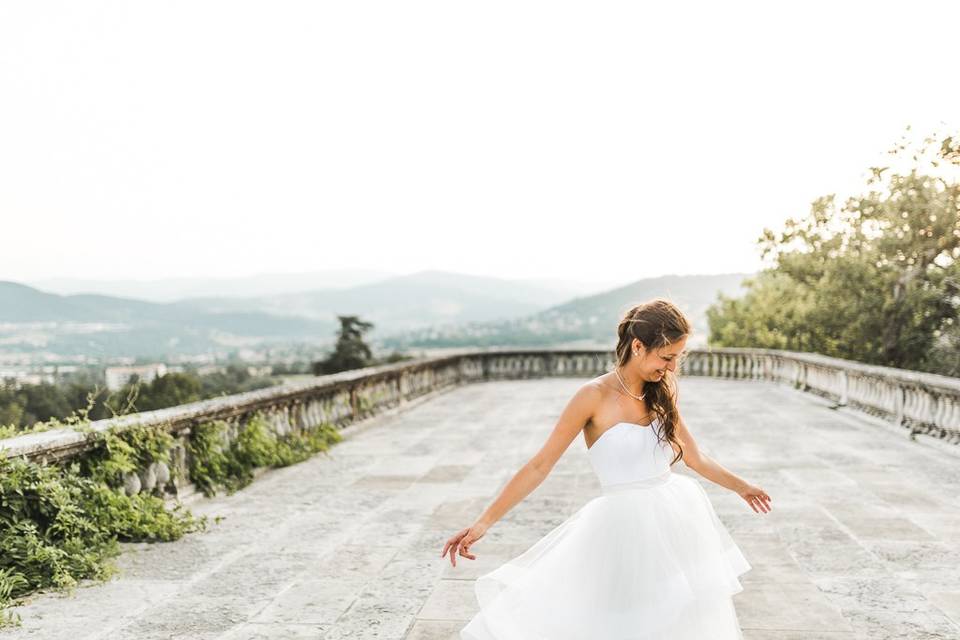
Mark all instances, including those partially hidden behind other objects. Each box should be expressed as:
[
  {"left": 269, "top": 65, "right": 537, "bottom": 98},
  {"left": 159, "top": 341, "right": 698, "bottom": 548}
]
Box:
[
  {"left": 0, "top": 410, "right": 342, "bottom": 627},
  {"left": 188, "top": 415, "right": 341, "bottom": 497},
  {"left": 0, "top": 423, "right": 208, "bottom": 627}
]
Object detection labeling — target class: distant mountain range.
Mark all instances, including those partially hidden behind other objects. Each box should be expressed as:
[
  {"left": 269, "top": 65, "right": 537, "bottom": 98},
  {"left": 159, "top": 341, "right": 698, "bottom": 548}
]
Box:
[
  {"left": 174, "top": 270, "right": 588, "bottom": 324},
  {"left": 0, "top": 270, "right": 598, "bottom": 358},
  {"left": 26, "top": 269, "right": 398, "bottom": 302},
  {"left": 0, "top": 281, "right": 331, "bottom": 358},
  {"left": 0, "top": 270, "right": 752, "bottom": 360},
  {"left": 381, "top": 273, "right": 752, "bottom": 351},
  {"left": 26, "top": 270, "right": 624, "bottom": 304}
]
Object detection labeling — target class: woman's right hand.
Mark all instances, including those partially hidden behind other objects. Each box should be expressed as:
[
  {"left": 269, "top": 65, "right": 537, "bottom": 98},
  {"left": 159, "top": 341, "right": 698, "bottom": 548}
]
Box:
[
  {"left": 736, "top": 481, "right": 772, "bottom": 514},
  {"left": 441, "top": 521, "right": 489, "bottom": 567}
]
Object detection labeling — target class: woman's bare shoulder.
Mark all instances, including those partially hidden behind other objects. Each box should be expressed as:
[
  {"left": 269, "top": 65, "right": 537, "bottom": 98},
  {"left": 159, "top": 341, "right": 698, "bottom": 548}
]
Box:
[
  {"left": 584, "top": 373, "right": 615, "bottom": 394},
  {"left": 558, "top": 380, "right": 604, "bottom": 429},
  {"left": 574, "top": 375, "right": 613, "bottom": 406}
]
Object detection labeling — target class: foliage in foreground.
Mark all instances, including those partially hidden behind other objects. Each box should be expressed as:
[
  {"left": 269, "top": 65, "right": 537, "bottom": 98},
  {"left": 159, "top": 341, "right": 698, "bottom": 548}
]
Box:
[
  {"left": 0, "top": 413, "right": 342, "bottom": 627},
  {"left": 187, "top": 415, "right": 342, "bottom": 497},
  {"left": 0, "top": 425, "right": 204, "bottom": 627}
]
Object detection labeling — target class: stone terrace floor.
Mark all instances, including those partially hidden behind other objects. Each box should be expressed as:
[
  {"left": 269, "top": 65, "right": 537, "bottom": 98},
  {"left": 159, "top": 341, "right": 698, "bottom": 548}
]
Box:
[{"left": 3, "top": 377, "right": 960, "bottom": 639}]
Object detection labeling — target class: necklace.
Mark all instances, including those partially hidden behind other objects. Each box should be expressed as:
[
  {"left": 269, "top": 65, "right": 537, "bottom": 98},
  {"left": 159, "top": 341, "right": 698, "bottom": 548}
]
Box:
[{"left": 614, "top": 367, "right": 646, "bottom": 401}]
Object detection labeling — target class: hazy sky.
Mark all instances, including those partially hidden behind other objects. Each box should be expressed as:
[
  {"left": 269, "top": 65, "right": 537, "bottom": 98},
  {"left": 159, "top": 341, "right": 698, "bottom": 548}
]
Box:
[{"left": 1, "top": 1, "right": 957, "bottom": 284}]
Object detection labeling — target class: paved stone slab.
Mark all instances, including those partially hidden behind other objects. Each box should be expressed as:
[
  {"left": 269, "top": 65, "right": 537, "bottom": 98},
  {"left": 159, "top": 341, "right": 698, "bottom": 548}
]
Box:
[{"left": 2, "top": 378, "right": 959, "bottom": 639}]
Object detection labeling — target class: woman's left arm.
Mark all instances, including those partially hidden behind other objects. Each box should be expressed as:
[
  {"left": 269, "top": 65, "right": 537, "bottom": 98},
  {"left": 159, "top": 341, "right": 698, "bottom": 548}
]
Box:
[
  {"left": 666, "top": 377, "right": 772, "bottom": 513},
  {"left": 672, "top": 414, "right": 772, "bottom": 513}
]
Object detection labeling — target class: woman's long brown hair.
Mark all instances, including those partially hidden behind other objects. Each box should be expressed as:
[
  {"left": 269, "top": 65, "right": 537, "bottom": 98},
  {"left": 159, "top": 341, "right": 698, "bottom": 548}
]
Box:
[{"left": 613, "top": 298, "right": 691, "bottom": 466}]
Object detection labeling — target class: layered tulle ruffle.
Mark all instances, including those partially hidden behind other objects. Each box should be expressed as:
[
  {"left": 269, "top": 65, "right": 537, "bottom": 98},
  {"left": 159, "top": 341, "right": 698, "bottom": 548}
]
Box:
[{"left": 460, "top": 471, "right": 751, "bottom": 640}]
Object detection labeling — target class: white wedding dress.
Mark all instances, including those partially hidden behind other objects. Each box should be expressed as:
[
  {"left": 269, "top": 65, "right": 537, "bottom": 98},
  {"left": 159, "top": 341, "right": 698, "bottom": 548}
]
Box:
[{"left": 460, "top": 417, "right": 751, "bottom": 640}]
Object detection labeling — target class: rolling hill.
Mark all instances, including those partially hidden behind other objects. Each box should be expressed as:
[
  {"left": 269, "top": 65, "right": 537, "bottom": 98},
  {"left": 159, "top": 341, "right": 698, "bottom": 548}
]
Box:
[
  {"left": 380, "top": 273, "right": 753, "bottom": 350},
  {"left": 0, "top": 271, "right": 752, "bottom": 360}
]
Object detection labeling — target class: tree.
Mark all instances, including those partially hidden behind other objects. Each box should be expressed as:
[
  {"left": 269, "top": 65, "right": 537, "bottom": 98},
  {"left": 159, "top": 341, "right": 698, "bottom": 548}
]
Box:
[
  {"left": 708, "top": 129, "right": 960, "bottom": 373},
  {"left": 0, "top": 385, "right": 25, "bottom": 429},
  {"left": 112, "top": 373, "right": 202, "bottom": 413},
  {"left": 17, "top": 383, "right": 73, "bottom": 426},
  {"left": 312, "top": 315, "right": 375, "bottom": 375}
]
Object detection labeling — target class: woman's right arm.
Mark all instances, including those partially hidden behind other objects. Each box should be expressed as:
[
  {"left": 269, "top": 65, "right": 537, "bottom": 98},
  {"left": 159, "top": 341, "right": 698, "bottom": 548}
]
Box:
[{"left": 441, "top": 382, "right": 599, "bottom": 566}]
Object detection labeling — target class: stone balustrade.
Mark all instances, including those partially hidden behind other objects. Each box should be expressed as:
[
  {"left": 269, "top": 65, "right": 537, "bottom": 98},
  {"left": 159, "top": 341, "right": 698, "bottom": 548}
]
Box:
[
  {"left": 2, "top": 347, "right": 957, "bottom": 500},
  {"left": 680, "top": 348, "right": 960, "bottom": 443}
]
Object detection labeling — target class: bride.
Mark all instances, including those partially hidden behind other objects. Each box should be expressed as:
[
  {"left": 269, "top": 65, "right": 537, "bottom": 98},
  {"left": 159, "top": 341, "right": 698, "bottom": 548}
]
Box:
[{"left": 441, "top": 298, "right": 772, "bottom": 639}]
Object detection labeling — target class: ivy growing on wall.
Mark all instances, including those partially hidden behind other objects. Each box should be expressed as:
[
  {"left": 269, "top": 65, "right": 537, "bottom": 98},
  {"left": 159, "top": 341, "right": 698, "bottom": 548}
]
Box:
[
  {"left": 0, "top": 425, "right": 205, "bottom": 627},
  {"left": 0, "top": 413, "right": 342, "bottom": 627},
  {"left": 188, "top": 414, "right": 342, "bottom": 497}
]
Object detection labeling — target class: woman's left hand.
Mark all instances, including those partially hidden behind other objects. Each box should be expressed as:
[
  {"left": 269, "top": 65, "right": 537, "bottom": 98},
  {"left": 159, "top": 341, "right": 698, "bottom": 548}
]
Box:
[{"left": 737, "top": 482, "right": 772, "bottom": 514}]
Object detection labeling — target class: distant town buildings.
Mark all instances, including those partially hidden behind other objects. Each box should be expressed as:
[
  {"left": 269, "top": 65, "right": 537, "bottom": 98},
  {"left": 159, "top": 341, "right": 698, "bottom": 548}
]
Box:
[
  {"left": 246, "top": 365, "right": 272, "bottom": 377},
  {"left": 0, "top": 371, "right": 52, "bottom": 386},
  {"left": 104, "top": 363, "right": 168, "bottom": 390}
]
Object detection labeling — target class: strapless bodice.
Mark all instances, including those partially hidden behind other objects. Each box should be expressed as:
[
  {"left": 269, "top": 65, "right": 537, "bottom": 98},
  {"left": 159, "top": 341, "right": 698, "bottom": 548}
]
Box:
[{"left": 587, "top": 418, "right": 673, "bottom": 489}]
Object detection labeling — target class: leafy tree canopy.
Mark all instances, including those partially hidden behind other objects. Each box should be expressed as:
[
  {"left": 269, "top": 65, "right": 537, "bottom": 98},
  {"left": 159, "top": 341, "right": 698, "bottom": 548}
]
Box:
[{"left": 708, "top": 128, "right": 960, "bottom": 375}]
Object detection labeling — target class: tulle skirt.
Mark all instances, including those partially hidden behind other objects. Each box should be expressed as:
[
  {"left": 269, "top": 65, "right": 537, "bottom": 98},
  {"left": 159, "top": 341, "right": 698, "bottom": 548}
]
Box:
[{"left": 460, "top": 471, "right": 751, "bottom": 640}]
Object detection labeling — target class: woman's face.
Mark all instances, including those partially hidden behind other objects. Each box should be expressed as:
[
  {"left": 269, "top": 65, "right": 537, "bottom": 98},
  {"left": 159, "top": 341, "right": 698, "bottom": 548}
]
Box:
[{"left": 633, "top": 335, "right": 688, "bottom": 381}]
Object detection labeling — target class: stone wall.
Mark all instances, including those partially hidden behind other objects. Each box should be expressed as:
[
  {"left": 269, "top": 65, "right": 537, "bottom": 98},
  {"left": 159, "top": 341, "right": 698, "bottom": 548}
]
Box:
[
  {"left": 681, "top": 348, "right": 960, "bottom": 443},
  {"left": 2, "top": 347, "right": 957, "bottom": 501}
]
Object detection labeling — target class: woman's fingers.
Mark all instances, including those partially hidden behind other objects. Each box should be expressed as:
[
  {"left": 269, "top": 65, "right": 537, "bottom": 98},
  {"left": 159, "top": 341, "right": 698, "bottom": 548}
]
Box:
[
  {"left": 441, "top": 540, "right": 454, "bottom": 562},
  {"left": 750, "top": 492, "right": 772, "bottom": 513},
  {"left": 441, "top": 529, "right": 468, "bottom": 566},
  {"left": 742, "top": 490, "right": 772, "bottom": 514},
  {"left": 440, "top": 535, "right": 456, "bottom": 558},
  {"left": 741, "top": 485, "right": 773, "bottom": 515},
  {"left": 440, "top": 527, "right": 482, "bottom": 567},
  {"left": 448, "top": 537, "right": 462, "bottom": 567}
]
